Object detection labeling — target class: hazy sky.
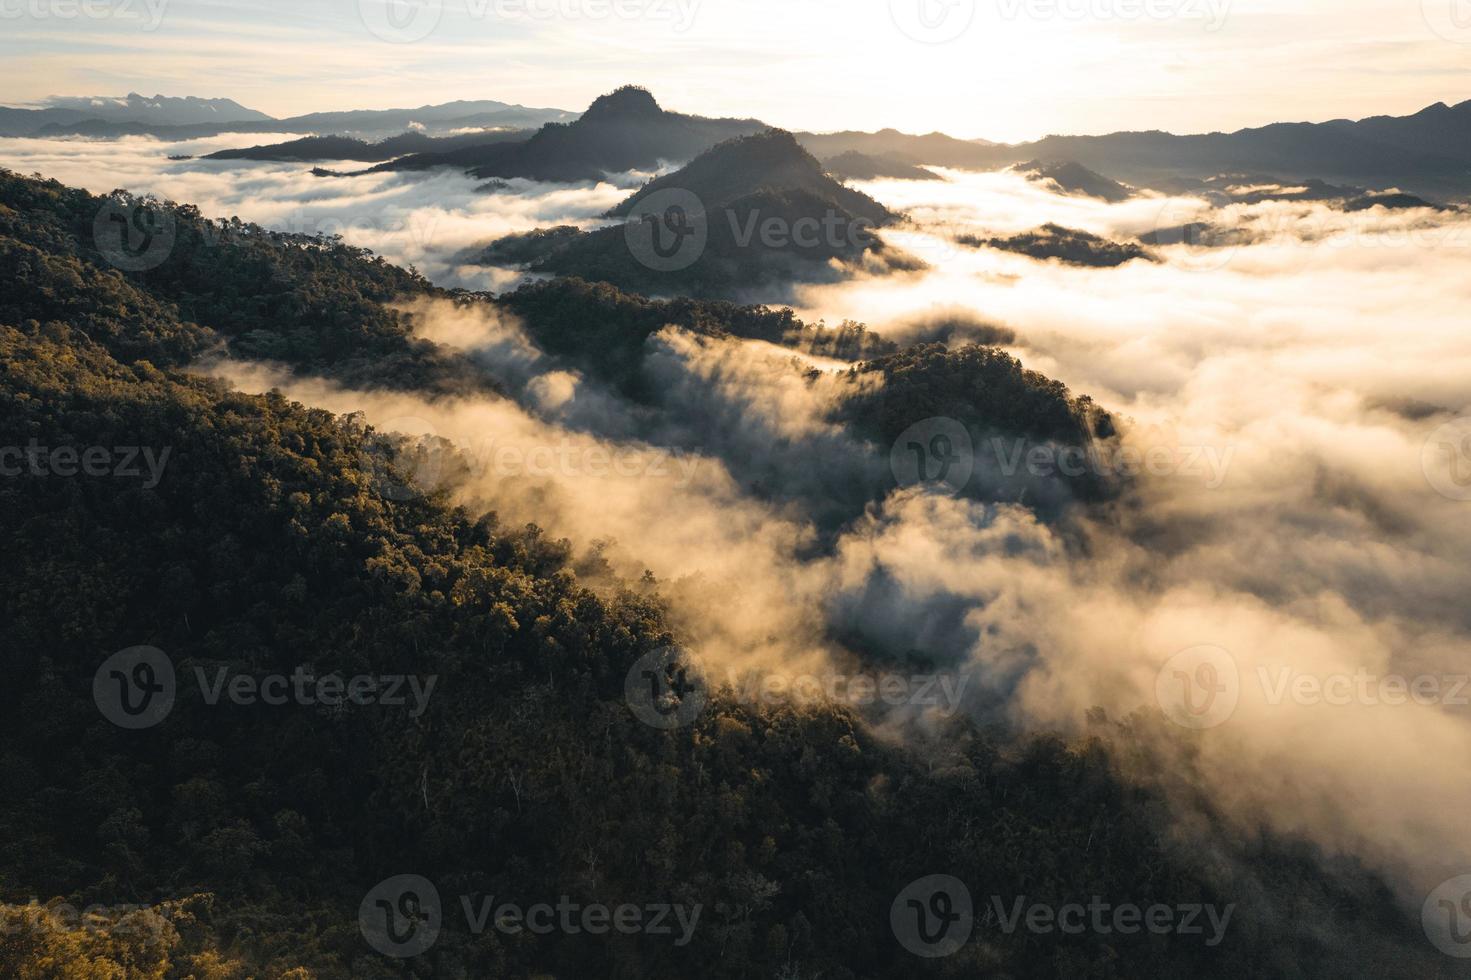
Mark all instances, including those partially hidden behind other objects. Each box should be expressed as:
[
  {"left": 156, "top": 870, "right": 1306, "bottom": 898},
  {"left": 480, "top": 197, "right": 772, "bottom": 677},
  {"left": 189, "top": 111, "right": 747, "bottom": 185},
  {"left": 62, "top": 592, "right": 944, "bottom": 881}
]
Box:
[{"left": 2, "top": 0, "right": 1468, "bottom": 141}]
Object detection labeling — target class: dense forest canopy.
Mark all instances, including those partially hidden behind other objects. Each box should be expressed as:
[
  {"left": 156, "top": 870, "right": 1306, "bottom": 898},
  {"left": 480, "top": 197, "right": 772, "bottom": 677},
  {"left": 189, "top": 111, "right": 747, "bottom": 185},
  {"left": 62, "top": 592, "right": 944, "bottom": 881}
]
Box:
[{"left": 0, "top": 168, "right": 1440, "bottom": 978}]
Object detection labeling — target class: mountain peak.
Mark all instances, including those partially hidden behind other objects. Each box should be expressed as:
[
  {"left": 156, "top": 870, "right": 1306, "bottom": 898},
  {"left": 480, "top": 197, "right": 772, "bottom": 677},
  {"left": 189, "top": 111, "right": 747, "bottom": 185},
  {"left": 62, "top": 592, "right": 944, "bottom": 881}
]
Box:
[{"left": 582, "top": 85, "right": 663, "bottom": 121}]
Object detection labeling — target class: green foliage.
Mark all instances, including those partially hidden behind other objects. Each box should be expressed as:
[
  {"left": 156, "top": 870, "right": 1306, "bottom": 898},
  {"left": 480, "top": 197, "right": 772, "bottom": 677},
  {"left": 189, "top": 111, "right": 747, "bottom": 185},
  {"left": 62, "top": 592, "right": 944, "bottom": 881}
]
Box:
[{"left": 0, "top": 170, "right": 1433, "bottom": 979}]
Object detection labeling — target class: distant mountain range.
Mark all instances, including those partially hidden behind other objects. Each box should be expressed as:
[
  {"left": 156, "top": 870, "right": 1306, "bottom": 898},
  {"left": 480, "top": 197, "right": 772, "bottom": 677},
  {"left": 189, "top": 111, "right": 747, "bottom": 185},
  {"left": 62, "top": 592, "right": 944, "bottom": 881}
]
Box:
[
  {"left": 0, "top": 94, "right": 270, "bottom": 135},
  {"left": 204, "top": 130, "right": 529, "bottom": 164},
  {"left": 811, "top": 102, "right": 1471, "bottom": 199},
  {"left": 9, "top": 87, "right": 1471, "bottom": 200},
  {"left": 820, "top": 151, "right": 942, "bottom": 182},
  {"left": 0, "top": 94, "right": 575, "bottom": 139}
]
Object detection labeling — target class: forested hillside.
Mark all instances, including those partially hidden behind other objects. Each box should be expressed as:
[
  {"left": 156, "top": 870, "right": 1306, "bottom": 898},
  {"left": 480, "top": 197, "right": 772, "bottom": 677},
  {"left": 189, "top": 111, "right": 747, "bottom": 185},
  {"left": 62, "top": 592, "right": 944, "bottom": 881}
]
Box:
[{"left": 0, "top": 170, "right": 1437, "bottom": 978}]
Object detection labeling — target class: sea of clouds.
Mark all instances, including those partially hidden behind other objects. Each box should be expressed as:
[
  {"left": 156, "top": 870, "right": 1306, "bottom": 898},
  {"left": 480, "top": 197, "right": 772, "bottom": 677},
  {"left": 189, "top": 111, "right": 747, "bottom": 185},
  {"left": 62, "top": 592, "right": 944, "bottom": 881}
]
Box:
[{"left": 6, "top": 134, "right": 1471, "bottom": 922}]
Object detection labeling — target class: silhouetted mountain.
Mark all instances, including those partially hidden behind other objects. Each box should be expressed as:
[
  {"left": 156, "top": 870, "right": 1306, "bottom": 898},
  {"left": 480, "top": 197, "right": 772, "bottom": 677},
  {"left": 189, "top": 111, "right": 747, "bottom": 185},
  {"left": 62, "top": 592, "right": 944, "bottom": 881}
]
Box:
[
  {"left": 994, "top": 102, "right": 1471, "bottom": 200},
  {"left": 610, "top": 129, "right": 896, "bottom": 224},
  {"left": 204, "top": 130, "right": 528, "bottom": 163},
  {"left": 823, "top": 151, "right": 942, "bottom": 181},
  {"left": 1016, "top": 159, "right": 1134, "bottom": 202},
  {"left": 376, "top": 86, "right": 765, "bottom": 182},
  {"left": 959, "top": 223, "right": 1156, "bottom": 267},
  {"left": 474, "top": 130, "right": 904, "bottom": 297},
  {"left": 797, "top": 100, "right": 1471, "bottom": 199},
  {"left": 797, "top": 128, "right": 997, "bottom": 167},
  {"left": 1342, "top": 191, "right": 1444, "bottom": 211}
]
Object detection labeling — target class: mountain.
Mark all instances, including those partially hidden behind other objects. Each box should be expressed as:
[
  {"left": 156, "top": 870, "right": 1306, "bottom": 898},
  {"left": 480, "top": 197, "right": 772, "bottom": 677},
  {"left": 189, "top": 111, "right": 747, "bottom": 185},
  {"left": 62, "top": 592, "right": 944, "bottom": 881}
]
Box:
[
  {"left": 475, "top": 129, "right": 904, "bottom": 298},
  {"left": 44, "top": 93, "right": 272, "bottom": 125},
  {"left": 958, "top": 223, "right": 1157, "bottom": 267},
  {"left": 794, "top": 100, "right": 1471, "bottom": 200},
  {"left": 204, "top": 129, "right": 528, "bottom": 163},
  {"left": 0, "top": 94, "right": 269, "bottom": 136},
  {"left": 375, "top": 86, "right": 765, "bottom": 181},
  {"left": 263, "top": 99, "right": 575, "bottom": 137},
  {"left": 822, "top": 151, "right": 943, "bottom": 182},
  {"left": 0, "top": 165, "right": 1440, "bottom": 980},
  {"left": 1015, "top": 159, "right": 1135, "bottom": 202},
  {"left": 797, "top": 127, "right": 999, "bottom": 167},
  {"left": 0, "top": 96, "right": 574, "bottom": 139},
  {"left": 987, "top": 102, "right": 1471, "bottom": 200},
  {"left": 608, "top": 128, "right": 895, "bottom": 224}
]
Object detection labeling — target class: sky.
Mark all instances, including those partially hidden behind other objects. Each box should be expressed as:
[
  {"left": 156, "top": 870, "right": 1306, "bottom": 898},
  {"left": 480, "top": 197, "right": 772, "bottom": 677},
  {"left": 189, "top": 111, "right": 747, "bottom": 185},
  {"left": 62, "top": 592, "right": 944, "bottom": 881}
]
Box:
[{"left": 1, "top": 0, "right": 1469, "bottom": 144}]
